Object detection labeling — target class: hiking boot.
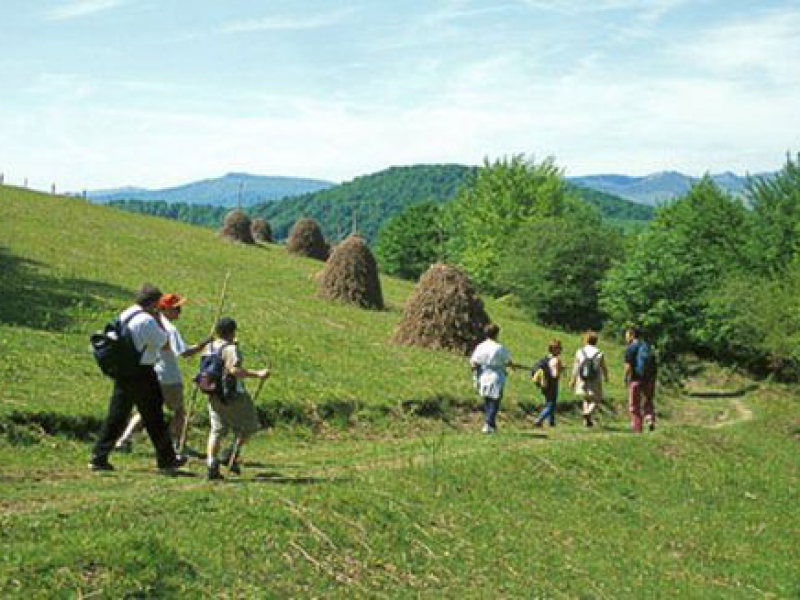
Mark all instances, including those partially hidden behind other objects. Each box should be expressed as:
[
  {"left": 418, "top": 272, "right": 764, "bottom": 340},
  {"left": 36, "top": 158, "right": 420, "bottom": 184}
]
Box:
[
  {"left": 648, "top": 422, "right": 656, "bottom": 432},
  {"left": 207, "top": 464, "right": 224, "bottom": 481},
  {"left": 228, "top": 461, "right": 241, "bottom": 476},
  {"left": 584, "top": 415, "right": 594, "bottom": 428},
  {"left": 115, "top": 440, "right": 133, "bottom": 454},
  {"left": 157, "top": 454, "right": 188, "bottom": 472},
  {"left": 88, "top": 458, "right": 114, "bottom": 472}
]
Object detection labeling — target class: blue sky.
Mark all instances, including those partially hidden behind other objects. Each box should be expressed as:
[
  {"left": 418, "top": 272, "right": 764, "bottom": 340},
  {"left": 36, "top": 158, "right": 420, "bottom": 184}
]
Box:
[{"left": 1, "top": 0, "right": 799, "bottom": 190}]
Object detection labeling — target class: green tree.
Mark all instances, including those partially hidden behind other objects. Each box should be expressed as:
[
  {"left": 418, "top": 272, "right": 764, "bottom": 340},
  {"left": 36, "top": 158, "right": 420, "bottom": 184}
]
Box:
[
  {"left": 745, "top": 152, "right": 800, "bottom": 271},
  {"left": 600, "top": 176, "right": 751, "bottom": 358},
  {"left": 374, "top": 203, "right": 446, "bottom": 280},
  {"left": 498, "top": 216, "right": 622, "bottom": 330},
  {"left": 445, "top": 155, "right": 589, "bottom": 293}
]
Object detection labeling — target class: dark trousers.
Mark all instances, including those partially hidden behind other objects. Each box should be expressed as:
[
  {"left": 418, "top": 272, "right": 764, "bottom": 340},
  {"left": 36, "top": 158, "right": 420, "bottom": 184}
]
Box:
[
  {"left": 92, "top": 366, "right": 177, "bottom": 467},
  {"left": 483, "top": 396, "right": 501, "bottom": 429}
]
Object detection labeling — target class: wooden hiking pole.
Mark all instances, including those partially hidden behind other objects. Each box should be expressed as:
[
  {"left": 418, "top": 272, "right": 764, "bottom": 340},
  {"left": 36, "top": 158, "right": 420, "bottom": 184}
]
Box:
[
  {"left": 178, "top": 271, "right": 231, "bottom": 454},
  {"left": 227, "top": 375, "right": 267, "bottom": 472}
]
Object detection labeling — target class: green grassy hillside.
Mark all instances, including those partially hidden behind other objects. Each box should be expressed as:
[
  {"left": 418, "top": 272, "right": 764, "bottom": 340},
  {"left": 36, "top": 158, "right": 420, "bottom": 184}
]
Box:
[{"left": 1, "top": 186, "right": 797, "bottom": 598}]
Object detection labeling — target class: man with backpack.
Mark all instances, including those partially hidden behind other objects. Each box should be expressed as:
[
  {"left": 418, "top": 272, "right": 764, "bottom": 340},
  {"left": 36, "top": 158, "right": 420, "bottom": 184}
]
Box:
[
  {"left": 202, "top": 317, "right": 269, "bottom": 480},
  {"left": 89, "top": 284, "right": 186, "bottom": 473},
  {"left": 624, "top": 327, "right": 658, "bottom": 433},
  {"left": 114, "top": 293, "right": 213, "bottom": 454},
  {"left": 569, "top": 331, "right": 609, "bottom": 428}
]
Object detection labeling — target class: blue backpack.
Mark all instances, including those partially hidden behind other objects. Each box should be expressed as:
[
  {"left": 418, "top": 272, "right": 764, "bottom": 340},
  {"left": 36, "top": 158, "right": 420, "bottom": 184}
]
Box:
[
  {"left": 89, "top": 310, "right": 143, "bottom": 379},
  {"left": 195, "top": 343, "right": 236, "bottom": 401},
  {"left": 634, "top": 342, "right": 657, "bottom": 382}
]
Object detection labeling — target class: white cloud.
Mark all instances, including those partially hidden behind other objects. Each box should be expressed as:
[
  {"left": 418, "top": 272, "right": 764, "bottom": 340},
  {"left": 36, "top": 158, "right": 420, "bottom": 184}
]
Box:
[
  {"left": 675, "top": 8, "right": 800, "bottom": 85},
  {"left": 45, "top": 0, "right": 127, "bottom": 21},
  {"left": 223, "top": 8, "right": 356, "bottom": 33}
]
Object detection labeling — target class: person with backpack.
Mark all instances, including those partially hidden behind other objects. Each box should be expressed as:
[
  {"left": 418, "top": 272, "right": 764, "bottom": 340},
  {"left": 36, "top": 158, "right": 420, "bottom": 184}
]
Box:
[
  {"left": 114, "top": 293, "right": 213, "bottom": 454},
  {"left": 569, "top": 331, "right": 609, "bottom": 428},
  {"left": 624, "top": 327, "right": 658, "bottom": 433},
  {"left": 203, "top": 317, "right": 269, "bottom": 480},
  {"left": 532, "top": 339, "right": 563, "bottom": 428},
  {"left": 89, "top": 284, "right": 186, "bottom": 473},
  {"left": 470, "top": 323, "right": 519, "bottom": 434}
]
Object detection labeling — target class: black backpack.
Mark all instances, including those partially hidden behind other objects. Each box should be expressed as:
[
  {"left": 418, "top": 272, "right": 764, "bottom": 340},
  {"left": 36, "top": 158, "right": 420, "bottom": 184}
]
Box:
[
  {"left": 530, "top": 355, "right": 552, "bottom": 390},
  {"left": 195, "top": 343, "right": 236, "bottom": 401},
  {"left": 89, "top": 310, "right": 143, "bottom": 379},
  {"left": 578, "top": 350, "right": 600, "bottom": 383}
]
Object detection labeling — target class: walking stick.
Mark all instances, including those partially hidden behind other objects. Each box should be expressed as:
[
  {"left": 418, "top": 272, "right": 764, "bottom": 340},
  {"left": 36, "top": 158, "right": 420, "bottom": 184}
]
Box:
[
  {"left": 227, "top": 375, "right": 267, "bottom": 473},
  {"left": 178, "top": 271, "right": 232, "bottom": 454}
]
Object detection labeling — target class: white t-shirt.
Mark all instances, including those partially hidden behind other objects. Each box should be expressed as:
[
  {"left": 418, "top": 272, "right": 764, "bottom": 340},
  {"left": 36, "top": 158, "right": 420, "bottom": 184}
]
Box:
[
  {"left": 154, "top": 318, "right": 188, "bottom": 385},
  {"left": 120, "top": 305, "right": 168, "bottom": 366},
  {"left": 470, "top": 339, "right": 511, "bottom": 400}
]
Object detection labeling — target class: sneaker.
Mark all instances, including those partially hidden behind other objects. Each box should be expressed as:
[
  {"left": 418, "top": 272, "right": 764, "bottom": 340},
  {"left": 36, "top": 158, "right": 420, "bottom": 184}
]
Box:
[
  {"left": 88, "top": 458, "right": 114, "bottom": 472},
  {"left": 648, "top": 422, "right": 656, "bottom": 432},
  {"left": 482, "top": 424, "right": 496, "bottom": 434},
  {"left": 533, "top": 420, "right": 543, "bottom": 428},
  {"left": 584, "top": 415, "right": 594, "bottom": 428},
  {"left": 228, "top": 461, "right": 241, "bottom": 475},
  {"left": 207, "top": 464, "right": 224, "bottom": 481},
  {"left": 115, "top": 440, "right": 133, "bottom": 454}
]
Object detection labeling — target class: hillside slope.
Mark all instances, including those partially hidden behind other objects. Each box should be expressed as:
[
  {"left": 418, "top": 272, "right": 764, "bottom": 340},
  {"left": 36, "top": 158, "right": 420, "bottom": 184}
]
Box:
[
  {"left": 1, "top": 185, "right": 797, "bottom": 598},
  {"left": 0, "top": 185, "right": 569, "bottom": 423}
]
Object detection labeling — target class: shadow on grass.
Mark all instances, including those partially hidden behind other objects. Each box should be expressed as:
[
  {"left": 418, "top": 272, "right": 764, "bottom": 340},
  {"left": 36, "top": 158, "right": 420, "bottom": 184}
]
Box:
[
  {"left": 251, "top": 470, "right": 338, "bottom": 485},
  {"left": 0, "top": 245, "right": 131, "bottom": 331},
  {"left": 1, "top": 410, "right": 103, "bottom": 442}
]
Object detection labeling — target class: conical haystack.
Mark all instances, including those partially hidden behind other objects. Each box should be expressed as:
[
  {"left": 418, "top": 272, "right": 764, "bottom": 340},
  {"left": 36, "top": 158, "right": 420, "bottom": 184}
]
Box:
[
  {"left": 317, "top": 235, "right": 384, "bottom": 309},
  {"left": 251, "top": 217, "right": 272, "bottom": 243},
  {"left": 394, "top": 264, "right": 490, "bottom": 355},
  {"left": 287, "top": 218, "right": 329, "bottom": 260},
  {"left": 220, "top": 208, "right": 255, "bottom": 244}
]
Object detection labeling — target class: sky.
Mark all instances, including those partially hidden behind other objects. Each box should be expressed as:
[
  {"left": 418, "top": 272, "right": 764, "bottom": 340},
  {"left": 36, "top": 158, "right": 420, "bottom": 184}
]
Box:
[{"left": 0, "top": 0, "right": 799, "bottom": 191}]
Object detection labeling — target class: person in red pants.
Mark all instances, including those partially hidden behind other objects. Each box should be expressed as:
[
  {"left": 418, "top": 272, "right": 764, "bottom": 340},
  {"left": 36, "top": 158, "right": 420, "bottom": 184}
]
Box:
[{"left": 624, "top": 327, "right": 658, "bottom": 433}]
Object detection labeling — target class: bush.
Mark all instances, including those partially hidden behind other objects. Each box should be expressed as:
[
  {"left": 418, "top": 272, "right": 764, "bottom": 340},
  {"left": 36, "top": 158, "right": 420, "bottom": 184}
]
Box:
[{"left": 498, "top": 216, "right": 622, "bottom": 330}]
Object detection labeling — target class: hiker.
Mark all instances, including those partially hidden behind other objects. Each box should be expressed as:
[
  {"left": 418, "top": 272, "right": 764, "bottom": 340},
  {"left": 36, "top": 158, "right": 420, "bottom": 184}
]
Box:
[
  {"left": 569, "top": 331, "right": 609, "bottom": 427},
  {"left": 470, "top": 323, "right": 519, "bottom": 434},
  {"left": 89, "top": 284, "right": 186, "bottom": 473},
  {"left": 533, "top": 339, "right": 563, "bottom": 428},
  {"left": 115, "top": 293, "right": 213, "bottom": 454},
  {"left": 204, "top": 317, "right": 269, "bottom": 480},
  {"left": 624, "top": 327, "right": 658, "bottom": 432}
]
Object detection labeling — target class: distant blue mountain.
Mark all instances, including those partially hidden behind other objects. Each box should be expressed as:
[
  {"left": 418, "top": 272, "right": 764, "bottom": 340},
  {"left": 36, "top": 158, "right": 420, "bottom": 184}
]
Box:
[
  {"left": 86, "top": 172, "right": 335, "bottom": 207},
  {"left": 568, "top": 171, "right": 771, "bottom": 206}
]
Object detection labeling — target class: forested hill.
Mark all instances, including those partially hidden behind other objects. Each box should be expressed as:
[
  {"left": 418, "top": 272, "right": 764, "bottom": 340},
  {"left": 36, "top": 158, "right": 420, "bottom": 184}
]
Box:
[
  {"left": 89, "top": 172, "right": 334, "bottom": 207},
  {"left": 109, "top": 164, "right": 654, "bottom": 242}
]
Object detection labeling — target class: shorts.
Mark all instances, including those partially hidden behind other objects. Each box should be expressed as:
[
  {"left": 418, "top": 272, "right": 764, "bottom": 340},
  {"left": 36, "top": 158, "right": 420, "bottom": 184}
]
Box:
[
  {"left": 160, "top": 383, "right": 185, "bottom": 412},
  {"left": 209, "top": 392, "right": 260, "bottom": 438}
]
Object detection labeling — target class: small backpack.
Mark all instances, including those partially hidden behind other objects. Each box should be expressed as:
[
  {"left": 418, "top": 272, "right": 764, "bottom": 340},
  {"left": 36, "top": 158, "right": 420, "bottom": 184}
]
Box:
[
  {"left": 634, "top": 342, "right": 657, "bottom": 382},
  {"left": 195, "top": 343, "right": 236, "bottom": 401},
  {"left": 578, "top": 349, "right": 600, "bottom": 383},
  {"left": 530, "top": 356, "right": 552, "bottom": 391},
  {"left": 89, "top": 310, "right": 143, "bottom": 379}
]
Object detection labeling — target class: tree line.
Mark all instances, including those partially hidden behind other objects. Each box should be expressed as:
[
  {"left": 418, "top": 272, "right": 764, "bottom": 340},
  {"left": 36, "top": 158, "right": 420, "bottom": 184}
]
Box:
[{"left": 375, "top": 154, "right": 800, "bottom": 379}]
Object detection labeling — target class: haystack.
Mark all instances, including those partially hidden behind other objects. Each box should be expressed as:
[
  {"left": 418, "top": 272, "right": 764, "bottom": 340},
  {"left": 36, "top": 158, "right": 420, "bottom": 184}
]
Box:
[
  {"left": 394, "top": 264, "right": 490, "bottom": 355},
  {"left": 287, "top": 218, "right": 329, "bottom": 260},
  {"left": 220, "top": 208, "right": 255, "bottom": 244},
  {"left": 317, "top": 235, "right": 383, "bottom": 309},
  {"left": 251, "top": 217, "right": 272, "bottom": 243}
]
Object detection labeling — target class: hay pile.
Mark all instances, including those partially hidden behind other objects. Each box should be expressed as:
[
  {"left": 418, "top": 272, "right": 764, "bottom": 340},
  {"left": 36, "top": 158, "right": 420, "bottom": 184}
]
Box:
[
  {"left": 394, "top": 264, "right": 490, "bottom": 355},
  {"left": 317, "top": 235, "right": 384, "bottom": 309},
  {"left": 251, "top": 218, "right": 272, "bottom": 243},
  {"left": 287, "top": 218, "right": 329, "bottom": 260},
  {"left": 220, "top": 209, "right": 255, "bottom": 244}
]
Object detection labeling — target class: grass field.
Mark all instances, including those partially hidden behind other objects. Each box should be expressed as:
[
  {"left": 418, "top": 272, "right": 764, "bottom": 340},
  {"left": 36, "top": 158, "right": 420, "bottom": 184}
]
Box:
[{"left": 1, "top": 186, "right": 798, "bottom": 598}]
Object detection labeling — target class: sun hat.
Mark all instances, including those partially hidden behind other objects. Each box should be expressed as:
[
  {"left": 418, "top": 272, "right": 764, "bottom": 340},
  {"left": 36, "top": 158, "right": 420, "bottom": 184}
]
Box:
[{"left": 158, "top": 293, "right": 187, "bottom": 310}]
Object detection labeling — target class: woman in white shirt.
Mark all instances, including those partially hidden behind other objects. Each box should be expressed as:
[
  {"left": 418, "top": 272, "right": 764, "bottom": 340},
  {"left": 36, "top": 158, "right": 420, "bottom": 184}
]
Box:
[{"left": 470, "top": 323, "right": 519, "bottom": 434}]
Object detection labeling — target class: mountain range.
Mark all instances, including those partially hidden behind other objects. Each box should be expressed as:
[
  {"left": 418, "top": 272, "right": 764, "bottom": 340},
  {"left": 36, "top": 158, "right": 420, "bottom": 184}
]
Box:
[
  {"left": 86, "top": 172, "right": 334, "bottom": 207},
  {"left": 85, "top": 168, "right": 769, "bottom": 209}
]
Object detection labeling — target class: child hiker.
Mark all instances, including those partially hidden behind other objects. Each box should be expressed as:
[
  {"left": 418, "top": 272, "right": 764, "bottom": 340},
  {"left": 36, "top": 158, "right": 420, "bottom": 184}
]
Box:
[
  {"left": 533, "top": 339, "right": 563, "bottom": 428},
  {"left": 203, "top": 317, "right": 269, "bottom": 480}
]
